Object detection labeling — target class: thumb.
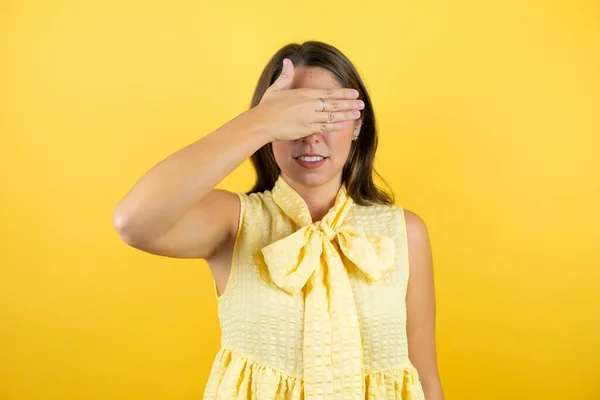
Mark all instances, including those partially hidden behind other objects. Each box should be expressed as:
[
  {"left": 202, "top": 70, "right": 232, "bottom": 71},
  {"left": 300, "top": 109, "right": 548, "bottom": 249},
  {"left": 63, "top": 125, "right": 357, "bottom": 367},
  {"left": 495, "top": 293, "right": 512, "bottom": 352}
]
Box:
[{"left": 269, "top": 58, "right": 294, "bottom": 91}]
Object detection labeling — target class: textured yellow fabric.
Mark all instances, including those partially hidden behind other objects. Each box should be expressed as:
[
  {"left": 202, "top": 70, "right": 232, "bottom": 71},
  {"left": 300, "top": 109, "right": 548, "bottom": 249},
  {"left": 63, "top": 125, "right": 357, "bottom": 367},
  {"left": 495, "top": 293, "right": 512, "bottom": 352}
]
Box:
[{"left": 204, "top": 176, "right": 425, "bottom": 399}]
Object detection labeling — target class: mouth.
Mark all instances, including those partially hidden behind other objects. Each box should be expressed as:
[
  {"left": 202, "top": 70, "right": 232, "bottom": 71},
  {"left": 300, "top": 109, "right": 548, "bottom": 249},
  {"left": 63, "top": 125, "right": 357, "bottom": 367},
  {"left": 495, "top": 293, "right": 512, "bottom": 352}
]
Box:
[{"left": 293, "top": 154, "right": 328, "bottom": 169}]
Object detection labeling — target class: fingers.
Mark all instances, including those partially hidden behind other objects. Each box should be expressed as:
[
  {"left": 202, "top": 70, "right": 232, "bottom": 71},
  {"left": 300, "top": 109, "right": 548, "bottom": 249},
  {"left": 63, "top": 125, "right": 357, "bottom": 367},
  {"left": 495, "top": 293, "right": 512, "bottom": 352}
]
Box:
[
  {"left": 313, "top": 98, "right": 365, "bottom": 112},
  {"left": 309, "top": 121, "right": 349, "bottom": 133},
  {"left": 269, "top": 58, "right": 295, "bottom": 91},
  {"left": 307, "top": 88, "right": 360, "bottom": 100},
  {"left": 313, "top": 109, "right": 361, "bottom": 124}
]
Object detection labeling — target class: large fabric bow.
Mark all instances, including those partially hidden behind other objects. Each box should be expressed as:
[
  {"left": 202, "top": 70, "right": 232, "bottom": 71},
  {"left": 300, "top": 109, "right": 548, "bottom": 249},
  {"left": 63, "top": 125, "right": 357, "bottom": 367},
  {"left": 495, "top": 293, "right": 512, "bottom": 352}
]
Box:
[
  {"left": 259, "top": 176, "right": 396, "bottom": 399},
  {"left": 261, "top": 221, "right": 395, "bottom": 294}
]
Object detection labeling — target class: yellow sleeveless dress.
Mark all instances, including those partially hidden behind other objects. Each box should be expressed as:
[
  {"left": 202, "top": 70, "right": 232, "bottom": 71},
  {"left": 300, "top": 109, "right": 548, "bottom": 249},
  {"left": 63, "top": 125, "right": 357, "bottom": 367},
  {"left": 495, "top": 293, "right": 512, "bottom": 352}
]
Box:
[{"left": 203, "top": 175, "right": 425, "bottom": 399}]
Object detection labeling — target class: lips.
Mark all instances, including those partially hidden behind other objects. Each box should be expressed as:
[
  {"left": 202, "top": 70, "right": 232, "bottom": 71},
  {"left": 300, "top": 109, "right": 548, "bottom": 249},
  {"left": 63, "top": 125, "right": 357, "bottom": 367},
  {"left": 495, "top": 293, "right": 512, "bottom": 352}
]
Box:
[
  {"left": 293, "top": 154, "right": 328, "bottom": 169},
  {"left": 293, "top": 153, "right": 328, "bottom": 160}
]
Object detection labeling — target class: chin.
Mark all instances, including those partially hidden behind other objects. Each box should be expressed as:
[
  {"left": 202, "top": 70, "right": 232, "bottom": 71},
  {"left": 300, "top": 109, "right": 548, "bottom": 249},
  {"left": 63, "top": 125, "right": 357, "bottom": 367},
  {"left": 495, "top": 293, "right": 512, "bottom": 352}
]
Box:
[{"left": 282, "top": 167, "right": 339, "bottom": 189}]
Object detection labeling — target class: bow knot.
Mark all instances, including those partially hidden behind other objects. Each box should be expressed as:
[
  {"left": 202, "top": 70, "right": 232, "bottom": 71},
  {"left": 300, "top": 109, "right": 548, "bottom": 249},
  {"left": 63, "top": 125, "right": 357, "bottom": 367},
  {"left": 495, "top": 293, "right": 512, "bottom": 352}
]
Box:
[
  {"left": 315, "top": 220, "right": 336, "bottom": 241},
  {"left": 260, "top": 222, "right": 395, "bottom": 294}
]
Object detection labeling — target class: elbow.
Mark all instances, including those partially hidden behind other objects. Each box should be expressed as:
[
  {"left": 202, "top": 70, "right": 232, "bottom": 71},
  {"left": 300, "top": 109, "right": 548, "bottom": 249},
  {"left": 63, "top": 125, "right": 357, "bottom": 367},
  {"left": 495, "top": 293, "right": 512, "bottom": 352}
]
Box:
[{"left": 112, "top": 203, "right": 144, "bottom": 247}]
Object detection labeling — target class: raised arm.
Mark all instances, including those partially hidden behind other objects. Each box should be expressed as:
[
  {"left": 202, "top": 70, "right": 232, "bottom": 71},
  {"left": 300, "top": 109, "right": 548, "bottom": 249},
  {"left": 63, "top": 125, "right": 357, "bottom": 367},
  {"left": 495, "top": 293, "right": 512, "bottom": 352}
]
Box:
[
  {"left": 112, "top": 58, "right": 363, "bottom": 262},
  {"left": 112, "top": 111, "right": 270, "bottom": 259}
]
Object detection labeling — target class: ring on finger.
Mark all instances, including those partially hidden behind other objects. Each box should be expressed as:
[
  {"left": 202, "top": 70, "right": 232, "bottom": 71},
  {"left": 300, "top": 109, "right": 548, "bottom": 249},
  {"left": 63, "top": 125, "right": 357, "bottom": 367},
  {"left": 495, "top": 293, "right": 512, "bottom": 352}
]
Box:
[{"left": 320, "top": 98, "right": 326, "bottom": 112}]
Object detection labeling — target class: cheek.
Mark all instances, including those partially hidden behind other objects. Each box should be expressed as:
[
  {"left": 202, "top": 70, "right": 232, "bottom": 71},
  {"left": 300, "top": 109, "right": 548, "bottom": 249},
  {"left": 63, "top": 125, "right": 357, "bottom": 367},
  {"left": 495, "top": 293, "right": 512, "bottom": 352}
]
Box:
[
  {"left": 335, "top": 123, "right": 355, "bottom": 142},
  {"left": 271, "top": 142, "right": 292, "bottom": 163},
  {"left": 325, "top": 128, "right": 353, "bottom": 155}
]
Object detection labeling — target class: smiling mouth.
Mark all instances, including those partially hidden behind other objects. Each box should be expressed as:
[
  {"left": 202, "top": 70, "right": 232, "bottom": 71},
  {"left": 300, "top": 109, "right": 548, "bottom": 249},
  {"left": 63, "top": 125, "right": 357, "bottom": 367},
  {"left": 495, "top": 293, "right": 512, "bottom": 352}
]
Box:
[
  {"left": 294, "top": 155, "right": 328, "bottom": 162},
  {"left": 293, "top": 155, "right": 328, "bottom": 169}
]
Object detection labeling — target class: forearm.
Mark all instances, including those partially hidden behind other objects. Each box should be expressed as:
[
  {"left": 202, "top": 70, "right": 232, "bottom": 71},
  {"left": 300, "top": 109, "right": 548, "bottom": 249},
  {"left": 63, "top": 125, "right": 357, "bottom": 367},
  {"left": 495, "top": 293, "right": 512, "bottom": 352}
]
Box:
[
  {"left": 422, "top": 376, "right": 444, "bottom": 400},
  {"left": 113, "top": 109, "right": 270, "bottom": 240}
]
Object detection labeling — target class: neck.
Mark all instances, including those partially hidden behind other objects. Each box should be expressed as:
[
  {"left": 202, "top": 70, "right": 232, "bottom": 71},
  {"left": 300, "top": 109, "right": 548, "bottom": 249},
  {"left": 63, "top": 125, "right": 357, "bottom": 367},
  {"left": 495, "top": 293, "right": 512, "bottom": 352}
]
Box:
[{"left": 283, "top": 174, "right": 343, "bottom": 223}]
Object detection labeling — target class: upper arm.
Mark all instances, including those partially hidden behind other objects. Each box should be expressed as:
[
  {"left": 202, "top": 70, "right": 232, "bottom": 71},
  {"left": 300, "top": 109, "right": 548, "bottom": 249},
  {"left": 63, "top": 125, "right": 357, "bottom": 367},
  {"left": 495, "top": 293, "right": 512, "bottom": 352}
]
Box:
[
  {"left": 127, "top": 189, "right": 241, "bottom": 260},
  {"left": 404, "top": 209, "right": 442, "bottom": 386}
]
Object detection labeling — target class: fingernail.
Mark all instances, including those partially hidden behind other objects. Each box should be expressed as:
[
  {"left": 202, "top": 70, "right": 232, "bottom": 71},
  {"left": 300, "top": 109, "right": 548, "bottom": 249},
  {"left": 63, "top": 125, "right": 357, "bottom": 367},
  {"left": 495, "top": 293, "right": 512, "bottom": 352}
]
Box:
[{"left": 357, "top": 100, "right": 365, "bottom": 109}]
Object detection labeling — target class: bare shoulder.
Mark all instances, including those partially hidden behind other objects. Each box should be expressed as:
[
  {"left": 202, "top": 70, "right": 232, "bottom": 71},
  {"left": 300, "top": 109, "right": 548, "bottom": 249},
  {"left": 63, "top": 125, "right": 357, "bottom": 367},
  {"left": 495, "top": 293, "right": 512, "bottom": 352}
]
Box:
[
  {"left": 199, "top": 188, "right": 242, "bottom": 244},
  {"left": 202, "top": 186, "right": 241, "bottom": 223},
  {"left": 402, "top": 208, "right": 434, "bottom": 273},
  {"left": 403, "top": 209, "right": 430, "bottom": 245}
]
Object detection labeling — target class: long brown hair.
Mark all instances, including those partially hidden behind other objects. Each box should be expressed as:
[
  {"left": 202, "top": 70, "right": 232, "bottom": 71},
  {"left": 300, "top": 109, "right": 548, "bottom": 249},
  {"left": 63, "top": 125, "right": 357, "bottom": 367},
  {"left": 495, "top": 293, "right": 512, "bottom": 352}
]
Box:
[{"left": 248, "top": 41, "right": 394, "bottom": 206}]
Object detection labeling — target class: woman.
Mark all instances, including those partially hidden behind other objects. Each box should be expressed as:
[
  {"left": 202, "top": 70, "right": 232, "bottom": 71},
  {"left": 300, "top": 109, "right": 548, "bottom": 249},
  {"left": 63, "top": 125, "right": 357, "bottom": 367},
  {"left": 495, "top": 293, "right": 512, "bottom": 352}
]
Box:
[{"left": 113, "top": 41, "right": 443, "bottom": 399}]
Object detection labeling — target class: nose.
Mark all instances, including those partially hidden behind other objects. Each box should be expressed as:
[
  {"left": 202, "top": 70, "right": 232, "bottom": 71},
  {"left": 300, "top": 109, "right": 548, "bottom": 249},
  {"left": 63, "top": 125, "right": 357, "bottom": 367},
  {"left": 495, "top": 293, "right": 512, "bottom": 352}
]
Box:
[{"left": 300, "top": 133, "right": 321, "bottom": 143}]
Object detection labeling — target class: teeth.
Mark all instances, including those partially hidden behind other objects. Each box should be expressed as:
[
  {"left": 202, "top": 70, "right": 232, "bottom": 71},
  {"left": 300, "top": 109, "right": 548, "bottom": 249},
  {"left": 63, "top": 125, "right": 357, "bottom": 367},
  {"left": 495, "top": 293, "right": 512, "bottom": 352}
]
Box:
[{"left": 298, "top": 156, "right": 324, "bottom": 162}]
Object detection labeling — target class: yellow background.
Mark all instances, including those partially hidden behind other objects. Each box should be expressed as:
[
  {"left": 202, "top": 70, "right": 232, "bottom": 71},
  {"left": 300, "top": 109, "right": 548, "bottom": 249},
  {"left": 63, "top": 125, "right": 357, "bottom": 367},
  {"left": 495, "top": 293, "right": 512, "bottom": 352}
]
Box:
[{"left": 1, "top": 0, "right": 599, "bottom": 399}]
